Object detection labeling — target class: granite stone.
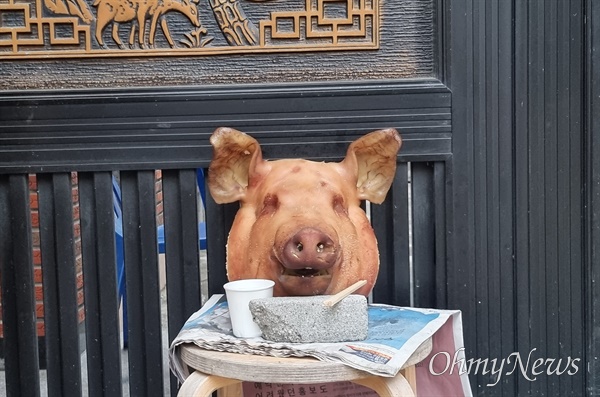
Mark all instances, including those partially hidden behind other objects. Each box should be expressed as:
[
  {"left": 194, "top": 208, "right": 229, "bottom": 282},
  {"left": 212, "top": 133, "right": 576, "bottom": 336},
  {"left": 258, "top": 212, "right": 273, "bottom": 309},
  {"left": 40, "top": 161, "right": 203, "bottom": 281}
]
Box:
[{"left": 249, "top": 295, "right": 368, "bottom": 343}]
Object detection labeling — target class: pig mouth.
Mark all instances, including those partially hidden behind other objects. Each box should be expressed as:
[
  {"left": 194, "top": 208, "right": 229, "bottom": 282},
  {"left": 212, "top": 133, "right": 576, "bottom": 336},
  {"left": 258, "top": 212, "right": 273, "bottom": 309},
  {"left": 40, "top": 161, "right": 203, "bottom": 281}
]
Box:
[
  {"left": 277, "top": 264, "right": 333, "bottom": 296},
  {"left": 281, "top": 267, "right": 331, "bottom": 278},
  {"left": 273, "top": 253, "right": 335, "bottom": 295}
]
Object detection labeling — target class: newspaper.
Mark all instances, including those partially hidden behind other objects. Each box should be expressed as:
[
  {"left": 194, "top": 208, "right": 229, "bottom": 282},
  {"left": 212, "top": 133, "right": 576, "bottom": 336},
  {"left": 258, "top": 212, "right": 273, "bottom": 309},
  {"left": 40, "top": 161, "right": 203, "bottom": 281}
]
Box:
[{"left": 169, "top": 294, "right": 467, "bottom": 387}]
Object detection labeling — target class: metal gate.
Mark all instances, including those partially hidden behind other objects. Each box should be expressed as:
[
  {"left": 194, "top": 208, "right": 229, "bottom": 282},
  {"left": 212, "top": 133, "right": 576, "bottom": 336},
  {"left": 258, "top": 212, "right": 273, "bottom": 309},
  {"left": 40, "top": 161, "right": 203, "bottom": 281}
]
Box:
[{"left": 0, "top": 1, "right": 599, "bottom": 396}]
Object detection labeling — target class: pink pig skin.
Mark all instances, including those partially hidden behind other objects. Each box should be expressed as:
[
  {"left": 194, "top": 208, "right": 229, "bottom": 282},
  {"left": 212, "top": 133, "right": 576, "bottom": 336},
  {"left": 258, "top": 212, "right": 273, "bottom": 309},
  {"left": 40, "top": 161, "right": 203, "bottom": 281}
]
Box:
[{"left": 208, "top": 128, "right": 402, "bottom": 297}]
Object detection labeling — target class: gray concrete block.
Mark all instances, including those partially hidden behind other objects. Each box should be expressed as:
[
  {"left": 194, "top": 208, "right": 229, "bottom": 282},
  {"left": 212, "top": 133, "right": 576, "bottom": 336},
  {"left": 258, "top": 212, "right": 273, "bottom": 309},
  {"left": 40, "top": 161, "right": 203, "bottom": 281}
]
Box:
[{"left": 249, "top": 295, "right": 368, "bottom": 343}]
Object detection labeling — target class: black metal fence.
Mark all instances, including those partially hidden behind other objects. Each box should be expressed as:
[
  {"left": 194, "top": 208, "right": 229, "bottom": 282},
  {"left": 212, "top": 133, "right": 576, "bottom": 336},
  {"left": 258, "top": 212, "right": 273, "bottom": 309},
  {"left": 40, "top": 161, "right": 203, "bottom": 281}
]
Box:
[{"left": 0, "top": 83, "right": 451, "bottom": 396}]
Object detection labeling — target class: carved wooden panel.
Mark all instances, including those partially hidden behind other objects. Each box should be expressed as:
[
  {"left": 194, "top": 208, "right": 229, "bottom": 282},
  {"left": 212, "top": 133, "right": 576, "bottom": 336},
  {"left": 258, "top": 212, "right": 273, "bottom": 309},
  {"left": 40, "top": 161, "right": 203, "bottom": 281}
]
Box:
[
  {"left": 0, "top": 0, "right": 435, "bottom": 89},
  {"left": 1, "top": 0, "right": 378, "bottom": 56}
]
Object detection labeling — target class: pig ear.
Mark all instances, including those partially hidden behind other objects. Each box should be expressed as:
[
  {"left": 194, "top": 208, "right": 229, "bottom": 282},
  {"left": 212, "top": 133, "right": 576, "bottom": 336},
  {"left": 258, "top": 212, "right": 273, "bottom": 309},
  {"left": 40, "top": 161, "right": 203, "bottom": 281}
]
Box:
[
  {"left": 341, "top": 128, "right": 402, "bottom": 204},
  {"left": 207, "top": 127, "right": 268, "bottom": 204}
]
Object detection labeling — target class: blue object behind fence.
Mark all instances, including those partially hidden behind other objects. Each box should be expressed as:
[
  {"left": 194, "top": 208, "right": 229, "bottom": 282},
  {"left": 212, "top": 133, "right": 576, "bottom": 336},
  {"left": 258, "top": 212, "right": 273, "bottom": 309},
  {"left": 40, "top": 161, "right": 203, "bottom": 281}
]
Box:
[{"left": 114, "top": 170, "right": 207, "bottom": 347}]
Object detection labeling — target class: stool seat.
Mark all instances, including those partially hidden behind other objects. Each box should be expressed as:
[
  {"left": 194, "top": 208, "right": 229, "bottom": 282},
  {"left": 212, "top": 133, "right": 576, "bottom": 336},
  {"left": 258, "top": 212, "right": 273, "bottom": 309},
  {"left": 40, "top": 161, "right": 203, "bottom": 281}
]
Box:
[{"left": 177, "top": 338, "right": 432, "bottom": 397}]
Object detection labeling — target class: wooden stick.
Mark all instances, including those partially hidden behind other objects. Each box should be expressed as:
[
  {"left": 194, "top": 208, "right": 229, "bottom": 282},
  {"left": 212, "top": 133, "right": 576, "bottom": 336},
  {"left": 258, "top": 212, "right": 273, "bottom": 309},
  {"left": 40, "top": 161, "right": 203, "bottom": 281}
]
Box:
[{"left": 322, "top": 280, "right": 367, "bottom": 307}]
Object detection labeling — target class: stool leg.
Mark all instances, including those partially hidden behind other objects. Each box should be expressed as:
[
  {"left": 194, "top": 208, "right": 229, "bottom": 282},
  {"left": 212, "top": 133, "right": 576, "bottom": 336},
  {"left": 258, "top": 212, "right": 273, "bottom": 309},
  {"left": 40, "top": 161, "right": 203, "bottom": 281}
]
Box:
[
  {"left": 217, "top": 383, "right": 244, "bottom": 397},
  {"left": 178, "top": 371, "right": 241, "bottom": 397},
  {"left": 353, "top": 371, "right": 416, "bottom": 397},
  {"left": 402, "top": 365, "right": 418, "bottom": 394}
]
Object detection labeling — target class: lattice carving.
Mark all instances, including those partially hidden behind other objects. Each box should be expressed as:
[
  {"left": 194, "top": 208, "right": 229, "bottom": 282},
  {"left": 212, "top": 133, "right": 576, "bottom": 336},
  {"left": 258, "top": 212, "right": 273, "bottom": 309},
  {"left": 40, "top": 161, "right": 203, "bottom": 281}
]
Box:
[
  {"left": 260, "top": 0, "right": 377, "bottom": 47},
  {"left": 0, "top": 0, "right": 92, "bottom": 53}
]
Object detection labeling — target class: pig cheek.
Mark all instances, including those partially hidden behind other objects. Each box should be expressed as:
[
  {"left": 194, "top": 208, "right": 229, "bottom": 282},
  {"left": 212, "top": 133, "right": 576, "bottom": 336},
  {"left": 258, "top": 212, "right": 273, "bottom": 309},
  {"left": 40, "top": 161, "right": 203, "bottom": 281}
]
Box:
[
  {"left": 229, "top": 207, "right": 285, "bottom": 284},
  {"left": 246, "top": 216, "right": 281, "bottom": 279},
  {"left": 327, "top": 207, "right": 379, "bottom": 295},
  {"left": 226, "top": 207, "right": 261, "bottom": 281},
  {"left": 352, "top": 208, "right": 379, "bottom": 293}
]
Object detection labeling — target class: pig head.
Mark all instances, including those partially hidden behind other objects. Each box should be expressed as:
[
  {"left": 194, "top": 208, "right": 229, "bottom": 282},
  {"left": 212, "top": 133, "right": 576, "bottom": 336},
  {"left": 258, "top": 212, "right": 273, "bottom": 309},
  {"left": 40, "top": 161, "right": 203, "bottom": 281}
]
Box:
[{"left": 207, "top": 127, "right": 402, "bottom": 297}]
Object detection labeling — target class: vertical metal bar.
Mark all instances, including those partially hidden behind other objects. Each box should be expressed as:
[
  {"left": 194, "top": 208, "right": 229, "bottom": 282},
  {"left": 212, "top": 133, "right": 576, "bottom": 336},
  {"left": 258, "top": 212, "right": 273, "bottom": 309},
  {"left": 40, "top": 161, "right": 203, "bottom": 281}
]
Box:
[
  {"left": 486, "top": 1, "right": 504, "bottom": 392},
  {"left": 441, "top": 159, "right": 454, "bottom": 313},
  {"left": 514, "top": 0, "right": 531, "bottom": 395},
  {"left": 393, "top": 163, "right": 411, "bottom": 307},
  {"left": 205, "top": 193, "right": 237, "bottom": 298},
  {"left": 544, "top": 2, "right": 560, "bottom": 395},
  {"left": 496, "top": 0, "right": 516, "bottom": 394},
  {"left": 529, "top": 2, "right": 547, "bottom": 395},
  {"left": 370, "top": 175, "right": 394, "bottom": 305},
  {"left": 37, "top": 173, "right": 82, "bottom": 397},
  {"left": 556, "top": 1, "right": 581, "bottom": 395},
  {"left": 120, "top": 171, "right": 164, "bottom": 397},
  {"left": 411, "top": 162, "right": 436, "bottom": 308},
  {"left": 162, "top": 169, "right": 201, "bottom": 397},
  {"left": 566, "top": 1, "right": 585, "bottom": 396},
  {"left": 36, "top": 173, "right": 80, "bottom": 392},
  {"left": 433, "top": 162, "right": 447, "bottom": 309},
  {"left": 471, "top": 2, "right": 491, "bottom": 390},
  {"left": 0, "top": 174, "right": 41, "bottom": 397},
  {"left": 371, "top": 163, "right": 410, "bottom": 306},
  {"left": 78, "top": 172, "right": 123, "bottom": 397}
]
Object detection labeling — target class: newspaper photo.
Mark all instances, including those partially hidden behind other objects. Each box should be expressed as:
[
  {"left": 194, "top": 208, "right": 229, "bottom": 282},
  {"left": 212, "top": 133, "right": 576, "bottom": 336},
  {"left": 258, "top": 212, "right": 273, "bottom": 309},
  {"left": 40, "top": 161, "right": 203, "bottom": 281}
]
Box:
[{"left": 169, "top": 294, "right": 472, "bottom": 396}]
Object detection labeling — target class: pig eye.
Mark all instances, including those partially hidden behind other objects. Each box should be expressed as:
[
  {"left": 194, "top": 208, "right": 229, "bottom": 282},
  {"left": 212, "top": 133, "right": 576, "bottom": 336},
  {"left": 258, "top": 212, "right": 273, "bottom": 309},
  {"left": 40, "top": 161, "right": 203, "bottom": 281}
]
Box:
[
  {"left": 332, "top": 194, "right": 347, "bottom": 215},
  {"left": 260, "top": 193, "right": 279, "bottom": 216}
]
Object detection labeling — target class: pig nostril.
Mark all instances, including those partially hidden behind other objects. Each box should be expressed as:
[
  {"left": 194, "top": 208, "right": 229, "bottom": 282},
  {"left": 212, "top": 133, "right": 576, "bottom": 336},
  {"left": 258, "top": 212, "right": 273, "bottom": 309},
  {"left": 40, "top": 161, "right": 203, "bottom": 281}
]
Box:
[
  {"left": 316, "top": 243, "right": 324, "bottom": 253},
  {"left": 297, "top": 243, "right": 303, "bottom": 252}
]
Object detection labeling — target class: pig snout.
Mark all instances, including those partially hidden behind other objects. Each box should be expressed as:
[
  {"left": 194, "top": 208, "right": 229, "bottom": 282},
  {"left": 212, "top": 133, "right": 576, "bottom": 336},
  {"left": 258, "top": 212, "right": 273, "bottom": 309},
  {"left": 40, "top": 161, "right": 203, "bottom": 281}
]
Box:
[{"left": 282, "top": 228, "right": 338, "bottom": 270}]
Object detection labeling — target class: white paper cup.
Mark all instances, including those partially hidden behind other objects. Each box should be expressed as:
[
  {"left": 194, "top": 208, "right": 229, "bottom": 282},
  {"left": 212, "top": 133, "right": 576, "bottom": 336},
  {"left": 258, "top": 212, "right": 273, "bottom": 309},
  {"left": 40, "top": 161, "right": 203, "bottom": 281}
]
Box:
[{"left": 223, "top": 279, "right": 275, "bottom": 338}]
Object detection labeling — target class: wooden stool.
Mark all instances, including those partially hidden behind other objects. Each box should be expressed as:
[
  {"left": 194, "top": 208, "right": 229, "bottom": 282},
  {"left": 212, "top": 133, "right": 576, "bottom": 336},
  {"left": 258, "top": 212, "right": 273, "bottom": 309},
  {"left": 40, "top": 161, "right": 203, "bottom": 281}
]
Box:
[{"left": 177, "top": 338, "right": 432, "bottom": 397}]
